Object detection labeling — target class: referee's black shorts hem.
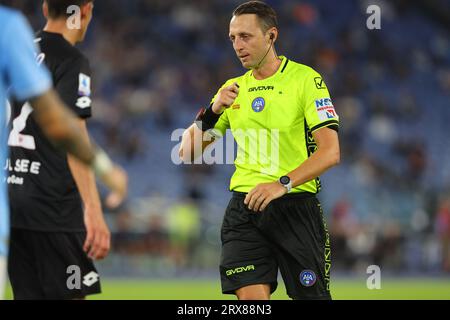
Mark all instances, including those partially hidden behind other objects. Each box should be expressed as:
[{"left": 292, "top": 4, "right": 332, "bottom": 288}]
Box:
[{"left": 221, "top": 279, "right": 278, "bottom": 295}]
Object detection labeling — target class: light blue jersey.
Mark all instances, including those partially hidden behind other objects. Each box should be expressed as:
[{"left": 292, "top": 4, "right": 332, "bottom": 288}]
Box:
[{"left": 0, "top": 6, "right": 52, "bottom": 257}]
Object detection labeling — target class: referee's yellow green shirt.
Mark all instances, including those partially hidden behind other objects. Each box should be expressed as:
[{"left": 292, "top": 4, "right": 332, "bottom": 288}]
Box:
[{"left": 212, "top": 56, "right": 339, "bottom": 194}]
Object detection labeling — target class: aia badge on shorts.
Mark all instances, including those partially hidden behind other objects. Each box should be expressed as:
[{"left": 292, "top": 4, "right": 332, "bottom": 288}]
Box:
[
  {"left": 252, "top": 97, "right": 265, "bottom": 112},
  {"left": 300, "top": 270, "right": 317, "bottom": 287}
]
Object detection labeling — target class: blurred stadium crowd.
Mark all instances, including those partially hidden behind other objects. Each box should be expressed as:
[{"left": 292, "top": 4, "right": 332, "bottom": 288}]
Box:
[{"left": 4, "top": 0, "right": 450, "bottom": 277}]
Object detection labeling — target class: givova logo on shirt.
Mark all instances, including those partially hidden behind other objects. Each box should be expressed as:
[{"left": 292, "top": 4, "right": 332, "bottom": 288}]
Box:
[{"left": 315, "top": 98, "right": 338, "bottom": 121}]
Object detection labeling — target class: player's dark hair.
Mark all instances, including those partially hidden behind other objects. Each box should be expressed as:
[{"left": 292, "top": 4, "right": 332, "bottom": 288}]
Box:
[
  {"left": 233, "top": 1, "right": 278, "bottom": 32},
  {"left": 44, "top": 0, "right": 93, "bottom": 19}
]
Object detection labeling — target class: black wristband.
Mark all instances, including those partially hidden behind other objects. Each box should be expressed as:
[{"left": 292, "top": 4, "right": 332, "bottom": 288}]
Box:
[{"left": 195, "top": 105, "right": 223, "bottom": 131}]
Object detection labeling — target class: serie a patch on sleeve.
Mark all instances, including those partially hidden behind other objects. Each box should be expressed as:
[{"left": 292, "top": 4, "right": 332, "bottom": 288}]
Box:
[
  {"left": 78, "top": 73, "right": 91, "bottom": 97},
  {"left": 76, "top": 73, "right": 92, "bottom": 109},
  {"left": 315, "top": 97, "right": 338, "bottom": 121}
]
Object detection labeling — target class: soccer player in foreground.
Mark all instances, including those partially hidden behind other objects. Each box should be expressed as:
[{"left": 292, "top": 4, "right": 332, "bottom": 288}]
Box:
[
  {"left": 179, "top": 1, "right": 340, "bottom": 300},
  {"left": 0, "top": 4, "right": 127, "bottom": 300}
]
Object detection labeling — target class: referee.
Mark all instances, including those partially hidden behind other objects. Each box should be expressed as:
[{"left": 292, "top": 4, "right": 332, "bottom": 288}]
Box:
[
  {"left": 0, "top": 5, "right": 126, "bottom": 300},
  {"left": 180, "top": 1, "right": 340, "bottom": 300},
  {"left": 7, "top": 0, "right": 118, "bottom": 299}
]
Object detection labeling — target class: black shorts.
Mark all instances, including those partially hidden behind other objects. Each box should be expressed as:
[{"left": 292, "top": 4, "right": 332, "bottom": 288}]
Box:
[
  {"left": 8, "top": 228, "right": 101, "bottom": 300},
  {"left": 220, "top": 192, "right": 331, "bottom": 300}
]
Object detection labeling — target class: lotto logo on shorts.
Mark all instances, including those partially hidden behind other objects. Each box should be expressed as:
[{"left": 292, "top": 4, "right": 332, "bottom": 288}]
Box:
[
  {"left": 83, "top": 271, "right": 99, "bottom": 287},
  {"left": 67, "top": 266, "right": 99, "bottom": 289},
  {"left": 299, "top": 270, "right": 317, "bottom": 287}
]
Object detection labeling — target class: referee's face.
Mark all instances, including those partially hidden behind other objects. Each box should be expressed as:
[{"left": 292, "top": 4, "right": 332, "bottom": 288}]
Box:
[{"left": 229, "top": 14, "right": 271, "bottom": 70}]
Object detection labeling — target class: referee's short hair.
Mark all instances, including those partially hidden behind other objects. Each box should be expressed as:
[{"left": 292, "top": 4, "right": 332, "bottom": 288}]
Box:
[
  {"left": 233, "top": 1, "right": 278, "bottom": 33},
  {"left": 45, "top": 0, "right": 93, "bottom": 19}
]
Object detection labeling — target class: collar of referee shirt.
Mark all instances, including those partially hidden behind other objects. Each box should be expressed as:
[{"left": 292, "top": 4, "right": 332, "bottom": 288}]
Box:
[{"left": 251, "top": 55, "right": 289, "bottom": 80}]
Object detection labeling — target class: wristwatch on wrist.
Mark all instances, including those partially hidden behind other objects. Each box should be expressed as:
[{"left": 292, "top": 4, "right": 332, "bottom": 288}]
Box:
[{"left": 279, "top": 175, "right": 292, "bottom": 193}]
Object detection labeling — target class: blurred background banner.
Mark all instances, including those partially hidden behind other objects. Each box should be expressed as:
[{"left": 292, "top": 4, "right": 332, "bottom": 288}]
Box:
[{"left": 3, "top": 0, "right": 450, "bottom": 299}]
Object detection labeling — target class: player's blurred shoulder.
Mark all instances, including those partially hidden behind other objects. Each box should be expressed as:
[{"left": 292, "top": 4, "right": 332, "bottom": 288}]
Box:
[
  {"left": 38, "top": 30, "right": 87, "bottom": 64},
  {"left": 37, "top": 30, "right": 91, "bottom": 84},
  {"left": 0, "top": 5, "right": 22, "bottom": 22},
  {"left": 0, "top": 5, "right": 30, "bottom": 37}
]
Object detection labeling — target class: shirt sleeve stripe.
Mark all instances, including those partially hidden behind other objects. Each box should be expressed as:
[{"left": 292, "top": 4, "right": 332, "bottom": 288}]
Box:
[{"left": 310, "top": 120, "right": 339, "bottom": 133}]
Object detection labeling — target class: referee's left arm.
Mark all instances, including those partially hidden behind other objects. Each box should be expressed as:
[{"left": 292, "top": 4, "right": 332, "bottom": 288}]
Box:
[
  {"left": 244, "top": 126, "right": 339, "bottom": 212},
  {"left": 286, "top": 126, "right": 340, "bottom": 188}
]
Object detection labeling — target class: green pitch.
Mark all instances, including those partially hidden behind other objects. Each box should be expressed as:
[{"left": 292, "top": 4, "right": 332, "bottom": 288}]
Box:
[{"left": 5, "top": 278, "right": 450, "bottom": 300}]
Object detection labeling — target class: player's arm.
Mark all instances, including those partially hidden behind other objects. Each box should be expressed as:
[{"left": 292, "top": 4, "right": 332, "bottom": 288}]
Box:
[
  {"left": 67, "top": 118, "right": 110, "bottom": 260},
  {"left": 29, "top": 89, "right": 127, "bottom": 206},
  {"left": 30, "top": 89, "right": 92, "bottom": 162},
  {"left": 179, "top": 82, "right": 239, "bottom": 163}
]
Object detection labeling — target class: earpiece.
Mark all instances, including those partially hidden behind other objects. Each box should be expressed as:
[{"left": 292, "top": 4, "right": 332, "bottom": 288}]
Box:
[{"left": 255, "top": 32, "right": 276, "bottom": 69}]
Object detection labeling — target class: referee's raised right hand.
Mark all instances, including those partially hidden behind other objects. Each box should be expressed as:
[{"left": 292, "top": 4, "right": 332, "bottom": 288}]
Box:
[{"left": 211, "top": 82, "right": 240, "bottom": 114}]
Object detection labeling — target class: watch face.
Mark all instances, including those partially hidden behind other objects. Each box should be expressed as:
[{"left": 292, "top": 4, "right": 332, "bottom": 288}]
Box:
[{"left": 280, "top": 176, "right": 290, "bottom": 185}]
